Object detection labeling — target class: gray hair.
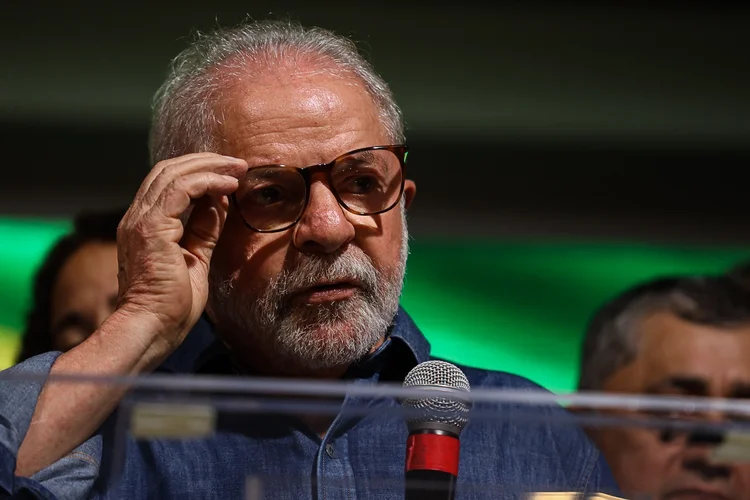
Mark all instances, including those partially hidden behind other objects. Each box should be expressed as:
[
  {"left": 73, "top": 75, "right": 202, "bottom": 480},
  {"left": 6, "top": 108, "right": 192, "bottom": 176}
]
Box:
[
  {"left": 149, "top": 19, "right": 404, "bottom": 165},
  {"left": 577, "top": 275, "right": 750, "bottom": 391}
]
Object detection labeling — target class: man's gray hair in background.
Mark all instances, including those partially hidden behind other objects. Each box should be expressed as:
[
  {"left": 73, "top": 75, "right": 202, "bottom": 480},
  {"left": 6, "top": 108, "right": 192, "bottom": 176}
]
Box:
[
  {"left": 578, "top": 275, "right": 750, "bottom": 391},
  {"left": 149, "top": 19, "right": 404, "bottom": 165}
]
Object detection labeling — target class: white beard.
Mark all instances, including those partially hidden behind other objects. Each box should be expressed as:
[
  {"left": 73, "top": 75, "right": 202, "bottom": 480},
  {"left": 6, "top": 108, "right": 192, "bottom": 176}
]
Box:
[{"left": 209, "top": 207, "right": 409, "bottom": 373}]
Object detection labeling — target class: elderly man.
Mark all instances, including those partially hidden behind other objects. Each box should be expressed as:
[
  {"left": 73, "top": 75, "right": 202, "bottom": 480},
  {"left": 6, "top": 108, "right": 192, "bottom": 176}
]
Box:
[
  {"left": 3, "top": 20, "right": 619, "bottom": 498},
  {"left": 579, "top": 275, "right": 750, "bottom": 499}
]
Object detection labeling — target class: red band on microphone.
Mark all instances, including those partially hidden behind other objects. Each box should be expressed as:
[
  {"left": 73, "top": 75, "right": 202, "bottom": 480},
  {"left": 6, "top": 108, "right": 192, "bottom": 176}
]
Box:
[{"left": 405, "top": 433, "right": 460, "bottom": 476}]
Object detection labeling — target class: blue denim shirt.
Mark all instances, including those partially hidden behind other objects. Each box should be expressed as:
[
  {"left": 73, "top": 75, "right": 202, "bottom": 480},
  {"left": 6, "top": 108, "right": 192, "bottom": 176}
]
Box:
[
  {"left": 1, "top": 308, "right": 620, "bottom": 499},
  {"left": 0, "top": 352, "right": 102, "bottom": 500}
]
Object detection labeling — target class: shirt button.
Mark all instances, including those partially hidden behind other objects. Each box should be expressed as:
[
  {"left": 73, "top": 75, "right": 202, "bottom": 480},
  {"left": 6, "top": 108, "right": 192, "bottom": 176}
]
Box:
[{"left": 325, "top": 443, "right": 335, "bottom": 458}]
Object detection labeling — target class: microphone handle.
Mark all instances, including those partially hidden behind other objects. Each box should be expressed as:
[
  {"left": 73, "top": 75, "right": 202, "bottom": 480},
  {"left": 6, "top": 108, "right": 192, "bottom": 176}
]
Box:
[
  {"left": 404, "top": 431, "right": 459, "bottom": 500},
  {"left": 405, "top": 469, "right": 456, "bottom": 500}
]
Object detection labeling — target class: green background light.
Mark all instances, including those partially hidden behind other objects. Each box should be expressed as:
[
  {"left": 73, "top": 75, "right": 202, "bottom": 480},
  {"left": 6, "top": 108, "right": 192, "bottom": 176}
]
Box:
[
  {"left": 0, "top": 217, "right": 71, "bottom": 368},
  {"left": 1, "top": 216, "right": 746, "bottom": 391}
]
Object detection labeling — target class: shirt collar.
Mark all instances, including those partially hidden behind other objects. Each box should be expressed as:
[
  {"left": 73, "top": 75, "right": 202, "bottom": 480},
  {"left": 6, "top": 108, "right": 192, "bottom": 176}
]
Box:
[
  {"left": 387, "top": 306, "right": 431, "bottom": 365},
  {"left": 189, "top": 306, "right": 431, "bottom": 378}
]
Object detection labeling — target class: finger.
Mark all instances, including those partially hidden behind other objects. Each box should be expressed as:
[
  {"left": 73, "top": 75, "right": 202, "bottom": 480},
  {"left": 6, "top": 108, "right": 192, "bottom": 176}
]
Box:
[
  {"left": 140, "top": 152, "right": 235, "bottom": 198},
  {"left": 120, "top": 172, "right": 238, "bottom": 257},
  {"left": 121, "top": 153, "right": 235, "bottom": 229},
  {"left": 149, "top": 172, "right": 239, "bottom": 225},
  {"left": 132, "top": 154, "right": 246, "bottom": 218},
  {"left": 138, "top": 154, "right": 246, "bottom": 215},
  {"left": 125, "top": 153, "right": 218, "bottom": 224},
  {"left": 180, "top": 194, "right": 230, "bottom": 266}
]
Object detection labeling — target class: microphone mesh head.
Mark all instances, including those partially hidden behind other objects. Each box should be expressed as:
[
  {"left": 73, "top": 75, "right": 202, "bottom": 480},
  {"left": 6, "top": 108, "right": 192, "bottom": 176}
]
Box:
[{"left": 401, "top": 360, "right": 471, "bottom": 433}]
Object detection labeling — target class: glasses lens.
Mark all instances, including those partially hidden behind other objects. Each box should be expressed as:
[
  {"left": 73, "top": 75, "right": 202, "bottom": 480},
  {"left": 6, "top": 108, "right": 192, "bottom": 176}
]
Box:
[
  {"left": 235, "top": 167, "right": 306, "bottom": 231},
  {"left": 331, "top": 149, "right": 403, "bottom": 215}
]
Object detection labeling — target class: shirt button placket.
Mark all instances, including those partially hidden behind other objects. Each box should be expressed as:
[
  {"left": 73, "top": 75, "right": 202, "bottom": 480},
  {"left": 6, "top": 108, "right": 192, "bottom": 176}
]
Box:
[{"left": 317, "top": 436, "right": 356, "bottom": 500}]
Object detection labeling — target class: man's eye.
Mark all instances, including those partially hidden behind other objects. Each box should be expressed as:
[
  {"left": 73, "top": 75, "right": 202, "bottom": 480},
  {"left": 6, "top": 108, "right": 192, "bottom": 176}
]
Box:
[
  {"left": 249, "top": 186, "right": 285, "bottom": 206},
  {"left": 345, "top": 176, "right": 377, "bottom": 194}
]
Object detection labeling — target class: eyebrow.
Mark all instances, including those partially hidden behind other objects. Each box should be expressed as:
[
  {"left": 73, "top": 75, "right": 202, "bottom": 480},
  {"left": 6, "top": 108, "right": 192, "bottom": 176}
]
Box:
[
  {"left": 337, "top": 150, "right": 378, "bottom": 166},
  {"left": 645, "top": 376, "right": 708, "bottom": 396},
  {"left": 250, "top": 167, "right": 294, "bottom": 179}
]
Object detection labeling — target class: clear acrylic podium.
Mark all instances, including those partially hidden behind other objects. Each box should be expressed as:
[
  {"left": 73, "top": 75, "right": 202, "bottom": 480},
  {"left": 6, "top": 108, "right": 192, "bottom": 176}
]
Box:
[{"left": 6, "top": 370, "right": 750, "bottom": 499}]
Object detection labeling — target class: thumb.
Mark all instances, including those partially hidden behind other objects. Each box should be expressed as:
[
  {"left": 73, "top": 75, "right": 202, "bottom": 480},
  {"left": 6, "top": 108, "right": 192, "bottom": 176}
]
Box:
[{"left": 180, "top": 194, "right": 230, "bottom": 266}]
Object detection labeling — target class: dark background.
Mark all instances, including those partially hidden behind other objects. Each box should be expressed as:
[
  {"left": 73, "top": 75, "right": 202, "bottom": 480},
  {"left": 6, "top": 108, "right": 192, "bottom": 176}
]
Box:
[{"left": 2, "top": 1, "right": 749, "bottom": 244}]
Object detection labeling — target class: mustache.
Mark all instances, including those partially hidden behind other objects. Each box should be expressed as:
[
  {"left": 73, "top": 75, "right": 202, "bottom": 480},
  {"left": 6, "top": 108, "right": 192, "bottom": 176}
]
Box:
[{"left": 272, "top": 249, "right": 380, "bottom": 299}]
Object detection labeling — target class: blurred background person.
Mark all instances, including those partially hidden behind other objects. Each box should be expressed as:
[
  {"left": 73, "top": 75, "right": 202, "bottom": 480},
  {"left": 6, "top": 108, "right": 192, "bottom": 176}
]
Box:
[
  {"left": 16, "top": 208, "right": 125, "bottom": 362},
  {"left": 578, "top": 274, "right": 750, "bottom": 499}
]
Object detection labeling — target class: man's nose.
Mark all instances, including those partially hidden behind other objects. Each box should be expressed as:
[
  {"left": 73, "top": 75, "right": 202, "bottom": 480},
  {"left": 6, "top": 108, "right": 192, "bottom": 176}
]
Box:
[
  {"left": 292, "top": 178, "right": 355, "bottom": 254},
  {"left": 683, "top": 428, "right": 733, "bottom": 482}
]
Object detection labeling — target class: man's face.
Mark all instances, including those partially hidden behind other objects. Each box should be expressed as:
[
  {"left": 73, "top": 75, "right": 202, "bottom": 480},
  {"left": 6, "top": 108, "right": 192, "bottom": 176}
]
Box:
[
  {"left": 206, "top": 64, "right": 416, "bottom": 376},
  {"left": 594, "top": 311, "right": 750, "bottom": 499}
]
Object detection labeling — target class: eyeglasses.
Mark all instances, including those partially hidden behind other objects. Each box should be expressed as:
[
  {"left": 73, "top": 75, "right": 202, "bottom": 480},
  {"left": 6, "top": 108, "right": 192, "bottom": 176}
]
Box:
[{"left": 231, "top": 145, "right": 408, "bottom": 232}]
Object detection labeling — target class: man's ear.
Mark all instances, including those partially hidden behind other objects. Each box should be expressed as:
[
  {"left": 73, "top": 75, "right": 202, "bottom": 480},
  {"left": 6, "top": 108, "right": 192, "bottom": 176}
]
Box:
[{"left": 403, "top": 179, "right": 416, "bottom": 209}]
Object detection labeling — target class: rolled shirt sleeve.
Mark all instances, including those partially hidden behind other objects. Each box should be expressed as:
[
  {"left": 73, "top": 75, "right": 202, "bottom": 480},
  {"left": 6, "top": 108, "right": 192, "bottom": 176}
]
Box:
[{"left": 0, "top": 352, "right": 102, "bottom": 499}]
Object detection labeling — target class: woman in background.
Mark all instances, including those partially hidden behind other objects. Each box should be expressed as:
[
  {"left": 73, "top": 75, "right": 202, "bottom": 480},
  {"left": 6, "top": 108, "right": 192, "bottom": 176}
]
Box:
[{"left": 16, "top": 208, "right": 125, "bottom": 362}]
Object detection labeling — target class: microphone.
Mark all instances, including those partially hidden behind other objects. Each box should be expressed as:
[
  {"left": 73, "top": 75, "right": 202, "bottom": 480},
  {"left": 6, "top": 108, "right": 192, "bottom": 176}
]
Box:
[{"left": 401, "top": 360, "right": 471, "bottom": 500}]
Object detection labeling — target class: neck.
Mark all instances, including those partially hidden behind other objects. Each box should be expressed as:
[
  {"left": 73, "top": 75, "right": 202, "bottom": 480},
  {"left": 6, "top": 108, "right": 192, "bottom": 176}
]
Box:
[{"left": 216, "top": 329, "right": 386, "bottom": 380}]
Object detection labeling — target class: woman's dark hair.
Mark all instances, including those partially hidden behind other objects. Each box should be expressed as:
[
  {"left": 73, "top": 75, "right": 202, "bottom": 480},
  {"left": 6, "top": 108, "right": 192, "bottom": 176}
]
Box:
[{"left": 16, "top": 208, "right": 126, "bottom": 362}]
